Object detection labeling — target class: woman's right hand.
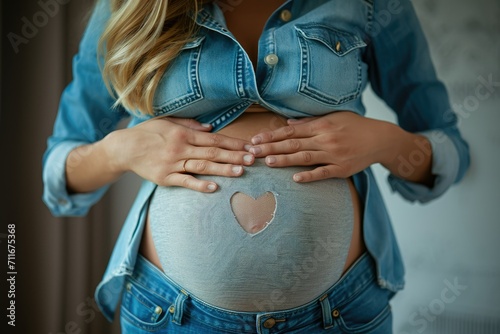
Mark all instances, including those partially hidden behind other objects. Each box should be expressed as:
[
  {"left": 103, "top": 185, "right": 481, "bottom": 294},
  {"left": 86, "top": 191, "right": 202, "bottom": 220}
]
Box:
[{"left": 104, "top": 117, "right": 255, "bottom": 192}]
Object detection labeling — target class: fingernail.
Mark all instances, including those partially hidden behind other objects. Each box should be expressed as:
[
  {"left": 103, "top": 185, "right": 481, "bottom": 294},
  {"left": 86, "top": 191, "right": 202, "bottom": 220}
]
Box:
[
  {"left": 249, "top": 147, "right": 262, "bottom": 155},
  {"left": 207, "top": 183, "right": 217, "bottom": 191},
  {"left": 232, "top": 166, "right": 243, "bottom": 174},
  {"left": 266, "top": 156, "right": 277, "bottom": 165},
  {"left": 244, "top": 144, "right": 252, "bottom": 151},
  {"left": 243, "top": 155, "right": 254, "bottom": 163},
  {"left": 201, "top": 123, "right": 212, "bottom": 128},
  {"left": 252, "top": 136, "right": 262, "bottom": 145},
  {"left": 293, "top": 174, "right": 303, "bottom": 182}
]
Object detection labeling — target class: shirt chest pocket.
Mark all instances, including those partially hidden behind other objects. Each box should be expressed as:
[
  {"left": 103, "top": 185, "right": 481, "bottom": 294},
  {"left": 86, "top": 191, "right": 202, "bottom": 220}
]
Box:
[
  {"left": 153, "top": 36, "right": 205, "bottom": 117},
  {"left": 295, "top": 24, "right": 367, "bottom": 106}
]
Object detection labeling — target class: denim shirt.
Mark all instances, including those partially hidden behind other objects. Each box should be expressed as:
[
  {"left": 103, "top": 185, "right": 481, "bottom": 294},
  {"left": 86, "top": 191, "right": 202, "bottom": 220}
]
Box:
[{"left": 42, "top": 0, "right": 470, "bottom": 322}]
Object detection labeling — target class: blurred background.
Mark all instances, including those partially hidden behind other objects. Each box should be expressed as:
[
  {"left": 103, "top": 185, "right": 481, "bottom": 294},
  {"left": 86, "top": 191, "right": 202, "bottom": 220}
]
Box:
[{"left": 1, "top": 0, "right": 499, "bottom": 333}]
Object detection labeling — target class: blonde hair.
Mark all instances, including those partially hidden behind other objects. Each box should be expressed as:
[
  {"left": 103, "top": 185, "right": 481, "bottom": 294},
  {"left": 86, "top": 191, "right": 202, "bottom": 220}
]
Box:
[{"left": 99, "top": 0, "right": 202, "bottom": 115}]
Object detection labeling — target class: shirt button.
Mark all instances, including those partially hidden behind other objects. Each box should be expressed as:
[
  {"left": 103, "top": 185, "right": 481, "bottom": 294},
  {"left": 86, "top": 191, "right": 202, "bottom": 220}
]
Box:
[
  {"left": 280, "top": 9, "right": 292, "bottom": 22},
  {"left": 264, "top": 54, "right": 279, "bottom": 66},
  {"left": 263, "top": 318, "right": 276, "bottom": 329},
  {"left": 335, "top": 41, "right": 341, "bottom": 52}
]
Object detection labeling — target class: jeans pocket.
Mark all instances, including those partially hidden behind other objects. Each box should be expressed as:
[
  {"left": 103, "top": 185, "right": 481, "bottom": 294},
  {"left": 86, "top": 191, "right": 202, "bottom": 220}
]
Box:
[
  {"left": 120, "top": 277, "right": 171, "bottom": 332},
  {"left": 295, "top": 24, "right": 366, "bottom": 107},
  {"left": 335, "top": 304, "right": 392, "bottom": 334},
  {"left": 332, "top": 281, "right": 394, "bottom": 333}
]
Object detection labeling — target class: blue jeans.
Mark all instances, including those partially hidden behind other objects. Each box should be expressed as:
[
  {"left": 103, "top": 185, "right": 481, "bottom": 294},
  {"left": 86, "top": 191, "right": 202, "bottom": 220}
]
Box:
[{"left": 120, "top": 253, "right": 395, "bottom": 333}]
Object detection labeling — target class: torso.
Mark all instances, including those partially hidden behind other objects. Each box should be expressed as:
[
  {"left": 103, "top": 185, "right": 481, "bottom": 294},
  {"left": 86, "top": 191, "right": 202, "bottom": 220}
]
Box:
[{"left": 140, "top": 0, "right": 366, "bottom": 298}]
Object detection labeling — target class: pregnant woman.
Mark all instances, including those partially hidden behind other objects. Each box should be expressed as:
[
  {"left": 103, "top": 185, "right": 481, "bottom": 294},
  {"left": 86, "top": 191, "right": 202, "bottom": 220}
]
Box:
[{"left": 43, "top": 0, "right": 470, "bottom": 333}]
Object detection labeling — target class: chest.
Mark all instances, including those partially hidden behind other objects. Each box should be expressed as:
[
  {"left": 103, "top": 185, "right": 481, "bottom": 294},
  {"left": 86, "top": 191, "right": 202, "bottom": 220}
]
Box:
[
  {"left": 221, "top": 0, "right": 286, "bottom": 66},
  {"left": 151, "top": 1, "right": 370, "bottom": 130}
]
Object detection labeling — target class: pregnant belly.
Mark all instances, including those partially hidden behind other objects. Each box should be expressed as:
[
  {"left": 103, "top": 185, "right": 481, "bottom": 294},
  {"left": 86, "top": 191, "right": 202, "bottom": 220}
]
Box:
[
  {"left": 148, "top": 159, "right": 354, "bottom": 311},
  {"left": 140, "top": 110, "right": 364, "bottom": 312}
]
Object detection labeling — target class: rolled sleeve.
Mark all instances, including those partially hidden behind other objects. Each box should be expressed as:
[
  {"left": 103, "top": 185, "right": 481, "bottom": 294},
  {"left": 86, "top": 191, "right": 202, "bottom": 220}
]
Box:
[
  {"left": 42, "top": 141, "right": 110, "bottom": 216},
  {"left": 42, "top": 0, "right": 127, "bottom": 217},
  {"left": 367, "top": 0, "right": 470, "bottom": 203},
  {"left": 388, "top": 130, "right": 460, "bottom": 203}
]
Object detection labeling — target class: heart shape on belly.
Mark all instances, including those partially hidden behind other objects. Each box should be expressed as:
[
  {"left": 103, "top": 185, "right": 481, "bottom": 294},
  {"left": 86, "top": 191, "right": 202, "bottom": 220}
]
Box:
[{"left": 230, "top": 192, "right": 277, "bottom": 236}]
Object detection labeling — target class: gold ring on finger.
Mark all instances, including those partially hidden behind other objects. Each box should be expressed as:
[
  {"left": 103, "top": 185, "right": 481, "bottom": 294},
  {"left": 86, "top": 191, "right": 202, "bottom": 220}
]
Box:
[{"left": 182, "top": 159, "right": 189, "bottom": 173}]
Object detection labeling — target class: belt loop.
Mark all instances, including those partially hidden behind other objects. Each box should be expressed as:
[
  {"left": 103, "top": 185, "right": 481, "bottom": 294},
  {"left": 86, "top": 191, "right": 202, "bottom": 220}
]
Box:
[
  {"left": 172, "top": 290, "right": 189, "bottom": 326},
  {"left": 319, "top": 294, "right": 333, "bottom": 329}
]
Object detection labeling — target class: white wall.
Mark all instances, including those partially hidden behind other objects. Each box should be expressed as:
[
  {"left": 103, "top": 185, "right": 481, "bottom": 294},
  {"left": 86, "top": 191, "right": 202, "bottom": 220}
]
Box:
[{"left": 365, "top": 0, "right": 500, "bottom": 332}]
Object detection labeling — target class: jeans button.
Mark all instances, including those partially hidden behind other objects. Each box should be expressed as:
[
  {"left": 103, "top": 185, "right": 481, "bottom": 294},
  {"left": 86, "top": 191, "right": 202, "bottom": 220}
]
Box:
[
  {"left": 263, "top": 318, "right": 276, "bottom": 329},
  {"left": 332, "top": 309, "right": 340, "bottom": 318}
]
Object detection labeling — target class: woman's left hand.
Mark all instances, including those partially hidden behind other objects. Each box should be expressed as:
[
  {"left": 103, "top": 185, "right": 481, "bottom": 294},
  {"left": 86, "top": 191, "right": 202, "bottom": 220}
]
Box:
[{"left": 248, "top": 111, "right": 400, "bottom": 182}]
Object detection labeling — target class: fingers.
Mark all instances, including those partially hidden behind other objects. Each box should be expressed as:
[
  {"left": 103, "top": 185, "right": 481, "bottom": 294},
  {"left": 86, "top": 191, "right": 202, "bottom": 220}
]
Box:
[
  {"left": 263, "top": 151, "right": 332, "bottom": 167},
  {"left": 249, "top": 136, "right": 324, "bottom": 158},
  {"left": 259, "top": 151, "right": 350, "bottom": 182},
  {"left": 251, "top": 122, "right": 314, "bottom": 145},
  {"left": 160, "top": 161, "right": 245, "bottom": 193},
  {"left": 188, "top": 130, "right": 251, "bottom": 151},
  {"left": 181, "top": 159, "right": 245, "bottom": 177},
  {"left": 292, "top": 165, "right": 347, "bottom": 183},
  {"left": 162, "top": 173, "right": 219, "bottom": 193},
  {"left": 184, "top": 145, "right": 254, "bottom": 166}
]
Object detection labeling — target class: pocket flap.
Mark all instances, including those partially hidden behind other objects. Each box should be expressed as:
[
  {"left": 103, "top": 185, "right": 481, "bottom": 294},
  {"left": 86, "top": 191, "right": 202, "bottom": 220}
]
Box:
[{"left": 295, "top": 24, "right": 366, "bottom": 56}]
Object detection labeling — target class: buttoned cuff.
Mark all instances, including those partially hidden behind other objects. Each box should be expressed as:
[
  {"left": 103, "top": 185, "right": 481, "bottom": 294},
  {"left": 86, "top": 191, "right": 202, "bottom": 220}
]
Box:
[
  {"left": 42, "top": 141, "right": 109, "bottom": 216},
  {"left": 388, "top": 130, "right": 460, "bottom": 203}
]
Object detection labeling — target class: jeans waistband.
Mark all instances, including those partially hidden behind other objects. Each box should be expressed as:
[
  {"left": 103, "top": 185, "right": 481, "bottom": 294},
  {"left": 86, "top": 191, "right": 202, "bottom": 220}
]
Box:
[{"left": 129, "top": 252, "right": 377, "bottom": 333}]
